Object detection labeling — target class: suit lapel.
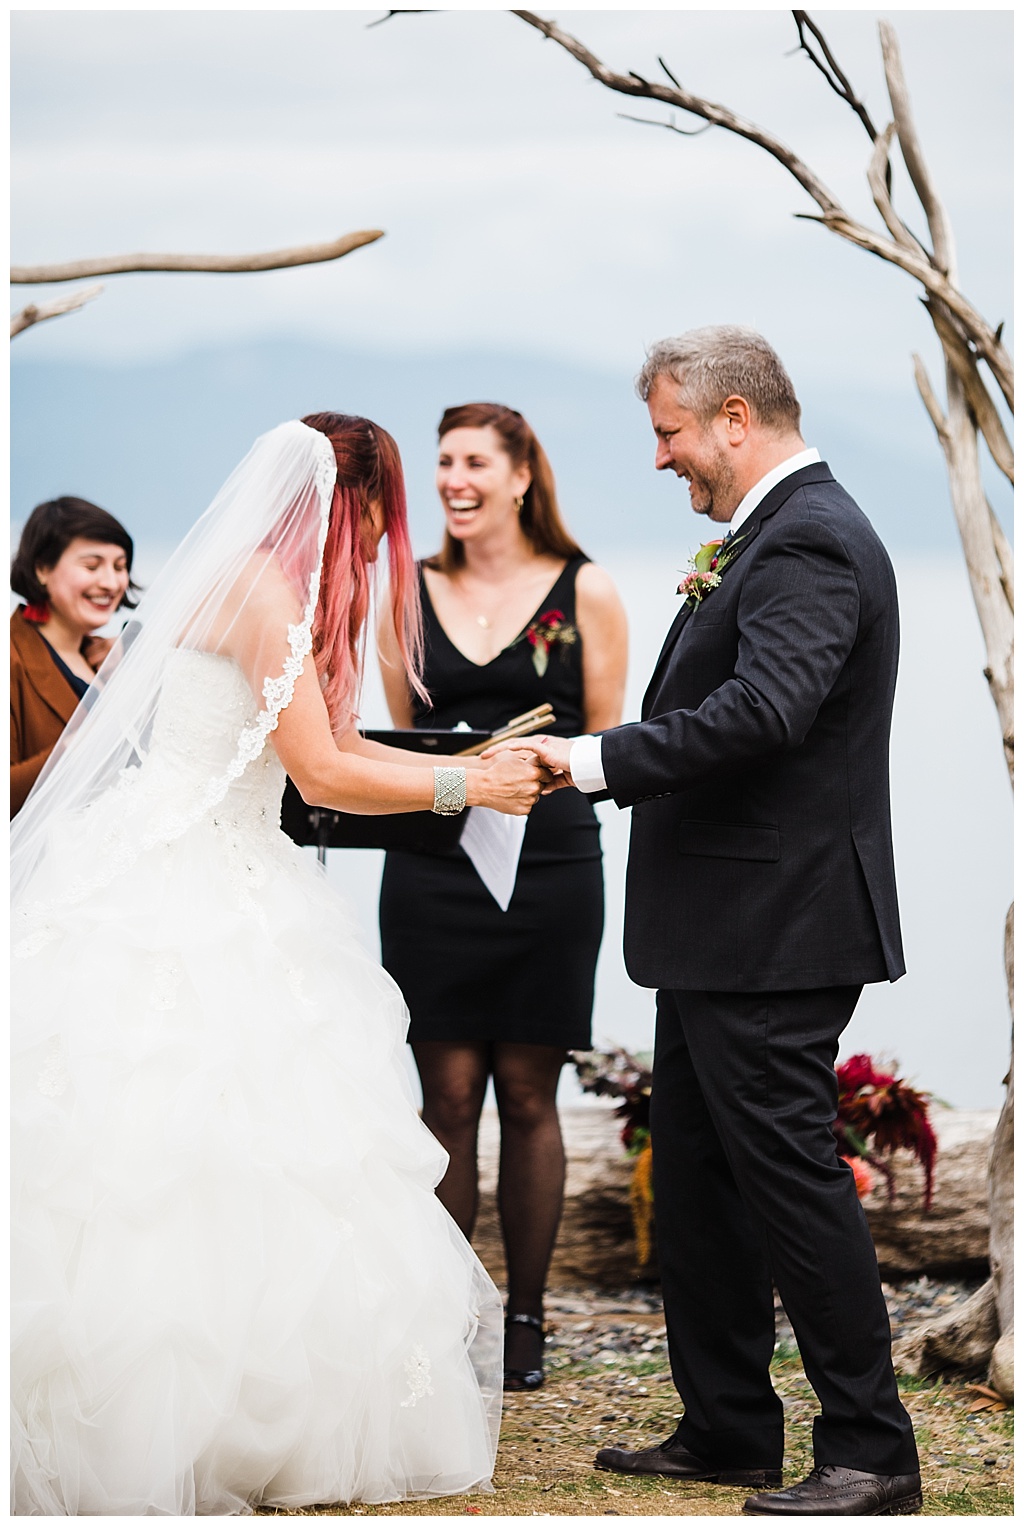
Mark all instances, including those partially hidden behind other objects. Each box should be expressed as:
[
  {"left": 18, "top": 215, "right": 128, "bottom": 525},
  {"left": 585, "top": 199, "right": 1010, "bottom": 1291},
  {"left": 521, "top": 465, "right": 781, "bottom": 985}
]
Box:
[
  {"left": 642, "top": 528, "right": 757, "bottom": 711},
  {"left": 649, "top": 598, "right": 694, "bottom": 684},
  {"left": 642, "top": 463, "right": 835, "bottom": 715}
]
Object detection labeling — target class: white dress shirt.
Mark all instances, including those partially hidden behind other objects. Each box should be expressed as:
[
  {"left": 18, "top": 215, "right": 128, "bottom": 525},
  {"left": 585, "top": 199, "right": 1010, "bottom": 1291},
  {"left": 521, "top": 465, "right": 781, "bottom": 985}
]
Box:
[{"left": 569, "top": 447, "right": 821, "bottom": 794}]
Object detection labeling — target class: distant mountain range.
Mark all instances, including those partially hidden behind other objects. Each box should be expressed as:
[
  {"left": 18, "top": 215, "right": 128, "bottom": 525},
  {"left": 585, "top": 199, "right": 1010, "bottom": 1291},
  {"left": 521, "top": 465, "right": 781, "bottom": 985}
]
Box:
[{"left": 10, "top": 338, "right": 998, "bottom": 557}]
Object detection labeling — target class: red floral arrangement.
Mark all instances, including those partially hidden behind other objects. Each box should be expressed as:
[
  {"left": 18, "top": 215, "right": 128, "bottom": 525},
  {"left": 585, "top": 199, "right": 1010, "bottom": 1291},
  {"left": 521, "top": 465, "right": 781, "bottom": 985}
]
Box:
[
  {"left": 571, "top": 1047, "right": 655, "bottom": 1263},
  {"left": 515, "top": 608, "right": 578, "bottom": 678},
  {"left": 572, "top": 1047, "right": 938, "bottom": 1264},
  {"left": 833, "top": 1053, "right": 938, "bottom": 1210},
  {"left": 571, "top": 1046, "right": 652, "bottom": 1154}
]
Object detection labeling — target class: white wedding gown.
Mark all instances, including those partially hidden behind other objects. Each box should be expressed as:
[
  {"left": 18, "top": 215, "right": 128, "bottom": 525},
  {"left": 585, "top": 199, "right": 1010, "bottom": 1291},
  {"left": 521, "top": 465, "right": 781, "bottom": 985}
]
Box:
[{"left": 11, "top": 650, "right": 503, "bottom": 1516}]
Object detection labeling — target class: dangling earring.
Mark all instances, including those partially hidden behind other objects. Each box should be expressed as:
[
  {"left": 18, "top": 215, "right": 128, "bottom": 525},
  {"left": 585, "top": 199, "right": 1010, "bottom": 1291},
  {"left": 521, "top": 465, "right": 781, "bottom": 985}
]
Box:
[{"left": 514, "top": 495, "right": 525, "bottom": 515}]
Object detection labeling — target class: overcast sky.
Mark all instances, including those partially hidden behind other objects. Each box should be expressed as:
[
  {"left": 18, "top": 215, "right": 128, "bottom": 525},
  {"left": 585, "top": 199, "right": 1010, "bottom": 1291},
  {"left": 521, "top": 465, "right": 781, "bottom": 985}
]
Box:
[{"left": 11, "top": 5, "right": 1013, "bottom": 401}]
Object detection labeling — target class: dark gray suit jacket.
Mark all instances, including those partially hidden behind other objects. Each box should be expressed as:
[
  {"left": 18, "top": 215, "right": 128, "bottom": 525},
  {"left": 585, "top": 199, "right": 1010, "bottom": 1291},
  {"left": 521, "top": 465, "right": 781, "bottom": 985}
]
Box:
[{"left": 601, "top": 462, "right": 905, "bottom": 992}]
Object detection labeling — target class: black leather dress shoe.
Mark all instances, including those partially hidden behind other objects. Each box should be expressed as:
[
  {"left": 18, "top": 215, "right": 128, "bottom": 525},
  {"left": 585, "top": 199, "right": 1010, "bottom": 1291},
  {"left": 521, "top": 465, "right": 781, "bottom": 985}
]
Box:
[
  {"left": 595, "top": 1436, "right": 782, "bottom": 1488},
  {"left": 743, "top": 1465, "right": 923, "bottom": 1515}
]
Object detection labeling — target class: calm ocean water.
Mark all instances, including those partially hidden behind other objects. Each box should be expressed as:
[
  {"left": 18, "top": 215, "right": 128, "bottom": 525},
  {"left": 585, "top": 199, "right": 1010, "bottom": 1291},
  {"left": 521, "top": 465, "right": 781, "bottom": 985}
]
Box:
[{"left": 53, "top": 542, "right": 1016, "bottom": 1112}]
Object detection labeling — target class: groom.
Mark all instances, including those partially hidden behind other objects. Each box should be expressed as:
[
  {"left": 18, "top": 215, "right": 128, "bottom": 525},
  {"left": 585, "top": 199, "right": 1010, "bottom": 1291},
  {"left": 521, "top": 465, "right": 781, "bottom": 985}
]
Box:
[{"left": 518, "top": 328, "right": 921, "bottom": 1515}]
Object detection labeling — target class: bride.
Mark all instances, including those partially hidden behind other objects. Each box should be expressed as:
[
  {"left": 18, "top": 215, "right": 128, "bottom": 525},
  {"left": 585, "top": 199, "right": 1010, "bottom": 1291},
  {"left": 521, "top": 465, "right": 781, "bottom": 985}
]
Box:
[{"left": 11, "top": 414, "right": 547, "bottom": 1515}]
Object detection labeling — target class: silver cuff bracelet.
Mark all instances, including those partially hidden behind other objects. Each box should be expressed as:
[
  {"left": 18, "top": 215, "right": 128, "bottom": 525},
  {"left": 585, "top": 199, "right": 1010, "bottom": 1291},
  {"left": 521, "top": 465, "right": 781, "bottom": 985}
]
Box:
[{"left": 432, "top": 765, "right": 467, "bottom": 816}]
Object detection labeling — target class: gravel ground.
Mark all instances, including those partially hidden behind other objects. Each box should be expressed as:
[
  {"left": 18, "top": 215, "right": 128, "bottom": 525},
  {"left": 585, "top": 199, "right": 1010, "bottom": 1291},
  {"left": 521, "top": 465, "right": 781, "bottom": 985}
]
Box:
[
  {"left": 544, "top": 1274, "right": 988, "bottom": 1366},
  {"left": 263, "top": 1276, "right": 1013, "bottom": 1517}
]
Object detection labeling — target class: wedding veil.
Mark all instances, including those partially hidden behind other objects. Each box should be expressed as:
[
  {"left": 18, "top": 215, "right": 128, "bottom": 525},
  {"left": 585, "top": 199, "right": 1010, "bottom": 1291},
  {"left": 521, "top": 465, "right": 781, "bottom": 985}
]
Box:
[{"left": 11, "top": 420, "right": 337, "bottom": 920}]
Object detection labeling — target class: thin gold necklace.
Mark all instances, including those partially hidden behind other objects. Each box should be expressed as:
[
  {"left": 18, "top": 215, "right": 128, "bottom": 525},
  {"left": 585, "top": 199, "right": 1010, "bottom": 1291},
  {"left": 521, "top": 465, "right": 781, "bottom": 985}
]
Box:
[{"left": 452, "top": 571, "right": 495, "bottom": 630}]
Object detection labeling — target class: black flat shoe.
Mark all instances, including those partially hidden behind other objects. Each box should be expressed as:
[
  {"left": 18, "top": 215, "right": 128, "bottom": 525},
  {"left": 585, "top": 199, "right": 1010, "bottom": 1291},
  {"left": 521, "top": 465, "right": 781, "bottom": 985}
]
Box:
[{"left": 503, "top": 1312, "right": 545, "bottom": 1391}]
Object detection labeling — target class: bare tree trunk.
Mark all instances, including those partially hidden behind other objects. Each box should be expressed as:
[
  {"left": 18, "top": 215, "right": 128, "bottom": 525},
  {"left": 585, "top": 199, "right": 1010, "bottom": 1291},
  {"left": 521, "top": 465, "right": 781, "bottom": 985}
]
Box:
[
  {"left": 987, "top": 908, "right": 1014, "bottom": 1398},
  {"left": 877, "top": 22, "right": 1014, "bottom": 1393}
]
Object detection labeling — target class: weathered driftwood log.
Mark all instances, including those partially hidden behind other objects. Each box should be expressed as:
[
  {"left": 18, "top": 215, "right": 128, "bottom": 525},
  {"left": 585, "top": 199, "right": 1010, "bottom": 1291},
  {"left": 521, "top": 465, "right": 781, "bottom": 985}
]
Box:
[
  {"left": 861, "top": 1109, "right": 997, "bottom": 1277},
  {"left": 896, "top": 913, "right": 1015, "bottom": 1398},
  {"left": 986, "top": 908, "right": 1014, "bottom": 1398},
  {"left": 470, "top": 1105, "right": 996, "bottom": 1292},
  {"left": 891, "top": 1280, "right": 999, "bottom": 1381}
]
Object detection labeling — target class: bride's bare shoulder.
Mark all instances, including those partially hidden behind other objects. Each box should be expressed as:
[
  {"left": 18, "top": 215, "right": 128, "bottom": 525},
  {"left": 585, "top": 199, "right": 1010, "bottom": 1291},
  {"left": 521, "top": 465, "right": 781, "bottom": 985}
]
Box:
[
  {"left": 199, "top": 552, "right": 305, "bottom": 655},
  {"left": 230, "top": 551, "right": 304, "bottom": 615}
]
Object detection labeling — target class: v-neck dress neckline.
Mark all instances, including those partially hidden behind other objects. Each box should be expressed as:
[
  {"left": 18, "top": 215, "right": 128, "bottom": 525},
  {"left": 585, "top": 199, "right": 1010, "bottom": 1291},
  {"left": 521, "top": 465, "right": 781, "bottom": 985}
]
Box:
[{"left": 421, "top": 561, "right": 570, "bottom": 670}]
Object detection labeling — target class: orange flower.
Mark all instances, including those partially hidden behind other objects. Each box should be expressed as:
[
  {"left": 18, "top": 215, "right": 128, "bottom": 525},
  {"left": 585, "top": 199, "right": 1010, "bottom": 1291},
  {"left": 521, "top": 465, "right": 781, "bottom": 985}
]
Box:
[{"left": 848, "top": 1156, "right": 877, "bottom": 1200}]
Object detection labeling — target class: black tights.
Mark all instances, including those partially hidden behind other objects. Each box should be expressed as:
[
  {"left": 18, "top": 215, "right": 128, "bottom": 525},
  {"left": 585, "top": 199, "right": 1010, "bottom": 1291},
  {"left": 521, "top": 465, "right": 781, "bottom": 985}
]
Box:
[{"left": 412, "top": 1040, "right": 566, "bottom": 1370}]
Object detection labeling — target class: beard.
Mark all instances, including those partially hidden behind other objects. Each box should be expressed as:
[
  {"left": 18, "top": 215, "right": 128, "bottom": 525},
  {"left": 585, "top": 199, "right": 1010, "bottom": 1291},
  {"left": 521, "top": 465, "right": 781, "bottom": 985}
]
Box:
[{"left": 688, "top": 437, "right": 738, "bottom": 521}]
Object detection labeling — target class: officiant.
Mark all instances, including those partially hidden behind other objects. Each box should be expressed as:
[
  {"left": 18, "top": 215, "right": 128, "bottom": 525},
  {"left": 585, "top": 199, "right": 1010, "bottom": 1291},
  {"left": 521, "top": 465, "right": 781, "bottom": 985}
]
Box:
[{"left": 376, "top": 402, "right": 627, "bottom": 1392}]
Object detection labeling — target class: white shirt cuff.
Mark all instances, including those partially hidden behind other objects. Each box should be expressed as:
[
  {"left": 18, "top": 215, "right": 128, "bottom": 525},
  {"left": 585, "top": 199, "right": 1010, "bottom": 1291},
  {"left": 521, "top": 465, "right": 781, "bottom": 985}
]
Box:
[{"left": 569, "top": 734, "right": 607, "bottom": 793}]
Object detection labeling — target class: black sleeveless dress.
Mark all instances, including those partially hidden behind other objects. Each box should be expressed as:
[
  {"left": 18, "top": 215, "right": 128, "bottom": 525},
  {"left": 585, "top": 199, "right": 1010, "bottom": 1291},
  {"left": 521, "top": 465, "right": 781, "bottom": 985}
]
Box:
[{"left": 379, "top": 556, "right": 603, "bottom": 1048}]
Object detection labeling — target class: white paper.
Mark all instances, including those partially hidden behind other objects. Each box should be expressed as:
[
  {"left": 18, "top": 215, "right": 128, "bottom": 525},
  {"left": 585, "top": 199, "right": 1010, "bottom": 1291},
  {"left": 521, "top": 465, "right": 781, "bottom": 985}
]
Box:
[{"left": 459, "top": 807, "right": 528, "bottom": 911}]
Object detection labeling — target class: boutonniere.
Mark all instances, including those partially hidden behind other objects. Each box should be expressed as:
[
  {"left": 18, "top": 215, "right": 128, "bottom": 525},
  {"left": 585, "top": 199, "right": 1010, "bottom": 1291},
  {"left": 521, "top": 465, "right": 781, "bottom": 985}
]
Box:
[
  {"left": 513, "top": 608, "right": 578, "bottom": 677},
  {"left": 676, "top": 533, "right": 745, "bottom": 606}
]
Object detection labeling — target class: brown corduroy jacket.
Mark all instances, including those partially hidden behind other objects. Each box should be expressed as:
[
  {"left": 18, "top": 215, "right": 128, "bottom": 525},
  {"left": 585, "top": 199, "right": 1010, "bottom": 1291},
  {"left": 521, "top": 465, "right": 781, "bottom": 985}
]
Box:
[{"left": 9, "top": 610, "right": 104, "bottom": 816}]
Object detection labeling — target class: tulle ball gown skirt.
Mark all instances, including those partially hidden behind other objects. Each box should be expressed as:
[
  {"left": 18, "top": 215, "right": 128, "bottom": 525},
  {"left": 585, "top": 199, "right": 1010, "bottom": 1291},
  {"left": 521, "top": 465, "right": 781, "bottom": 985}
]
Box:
[{"left": 11, "top": 785, "right": 502, "bottom": 1515}]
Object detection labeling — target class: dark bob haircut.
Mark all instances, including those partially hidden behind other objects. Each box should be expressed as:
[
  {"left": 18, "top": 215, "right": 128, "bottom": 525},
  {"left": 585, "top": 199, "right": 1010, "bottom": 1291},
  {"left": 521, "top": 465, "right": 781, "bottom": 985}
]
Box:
[{"left": 11, "top": 496, "right": 140, "bottom": 611}]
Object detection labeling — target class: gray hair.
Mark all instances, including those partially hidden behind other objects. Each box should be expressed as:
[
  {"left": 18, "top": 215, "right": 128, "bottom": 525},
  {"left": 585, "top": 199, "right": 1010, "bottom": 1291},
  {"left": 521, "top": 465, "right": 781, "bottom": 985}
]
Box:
[{"left": 636, "top": 326, "right": 801, "bottom": 433}]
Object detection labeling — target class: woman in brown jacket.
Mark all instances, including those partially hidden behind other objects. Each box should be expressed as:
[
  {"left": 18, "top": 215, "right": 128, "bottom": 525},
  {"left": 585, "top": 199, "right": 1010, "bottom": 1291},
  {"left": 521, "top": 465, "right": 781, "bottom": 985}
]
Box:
[{"left": 11, "top": 496, "right": 138, "bottom": 815}]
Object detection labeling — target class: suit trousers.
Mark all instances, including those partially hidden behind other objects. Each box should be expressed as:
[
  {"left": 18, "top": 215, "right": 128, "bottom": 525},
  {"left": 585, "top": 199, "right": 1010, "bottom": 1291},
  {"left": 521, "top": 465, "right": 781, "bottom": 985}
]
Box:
[{"left": 652, "top": 986, "right": 918, "bottom": 1476}]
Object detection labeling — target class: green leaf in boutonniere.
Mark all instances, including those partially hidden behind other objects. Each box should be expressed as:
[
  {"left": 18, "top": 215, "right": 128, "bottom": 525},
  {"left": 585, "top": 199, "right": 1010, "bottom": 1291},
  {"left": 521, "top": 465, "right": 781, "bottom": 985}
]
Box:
[{"left": 677, "top": 533, "right": 746, "bottom": 606}]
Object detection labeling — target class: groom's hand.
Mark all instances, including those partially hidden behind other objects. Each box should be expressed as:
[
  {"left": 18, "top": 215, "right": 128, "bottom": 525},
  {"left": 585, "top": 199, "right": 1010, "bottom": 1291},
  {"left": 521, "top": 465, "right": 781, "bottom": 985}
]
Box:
[{"left": 482, "top": 735, "right": 575, "bottom": 791}]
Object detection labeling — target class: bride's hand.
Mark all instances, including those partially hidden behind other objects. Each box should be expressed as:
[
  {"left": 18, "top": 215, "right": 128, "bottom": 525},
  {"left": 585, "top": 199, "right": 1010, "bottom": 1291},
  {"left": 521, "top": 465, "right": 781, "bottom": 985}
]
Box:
[
  {"left": 481, "top": 735, "right": 575, "bottom": 791},
  {"left": 466, "top": 750, "right": 551, "bottom": 816}
]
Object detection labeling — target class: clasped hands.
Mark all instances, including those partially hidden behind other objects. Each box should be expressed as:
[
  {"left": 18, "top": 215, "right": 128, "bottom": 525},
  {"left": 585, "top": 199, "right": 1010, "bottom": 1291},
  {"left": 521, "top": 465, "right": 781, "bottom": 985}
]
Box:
[{"left": 481, "top": 735, "right": 575, "bottom": 793}]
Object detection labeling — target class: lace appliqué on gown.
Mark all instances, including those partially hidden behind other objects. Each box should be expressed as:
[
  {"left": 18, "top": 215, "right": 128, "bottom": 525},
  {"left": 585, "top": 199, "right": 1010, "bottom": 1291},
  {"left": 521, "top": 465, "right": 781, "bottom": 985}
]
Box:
[
  {"left": 401, "top": 1344, "right": 436, "bottom": 1408},
  {"left": 36, "top": 1035, "right": 68, "bottom": 1098}
]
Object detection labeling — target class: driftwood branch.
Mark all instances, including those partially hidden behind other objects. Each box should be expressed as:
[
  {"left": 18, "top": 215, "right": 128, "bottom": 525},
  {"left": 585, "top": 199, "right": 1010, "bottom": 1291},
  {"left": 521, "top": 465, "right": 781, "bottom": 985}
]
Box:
[
  {"left": 616, "top": 112, "right": 712, "bottom": 138},
  {"left": 792, "top": 10, "right": 880, "bottom": 144},
  {"left": 989, "top": 507, "right": 1015, "bottom": 614},
  {"left": 913, "top": 353, "right": 1014, "bottom": 606},
  {"left": 912, "top": 354, "right": 948, "bottom": 439},
  {"left": 513, "top": 10, "right": 1013, "bottom": 409},
  {"left": 912, "top": 354, "right": 1014, "bottom": 778},
  {"left": 808, "top": 210, "right": 1011, "bottom": 407},
  {"left": 878, "top": 21, "right": 955, "bottom": 280},
  {"left": 925, "top": 300, "right": 1014, "bottom": 485},
  {"left": 367, "top": 9, "right": 434, "bottom": 26},
  {"left": 11, "top": 230, "right": 384, "bottom": 286},
  {"left": 513, "top": 9, "right": 845, "bottom": 217},
  {"left": 10, "top": 283, "right": 104, "bottom": 338},
  {"left": 865, "top": 124, "right": 924, "bottom": 256}
]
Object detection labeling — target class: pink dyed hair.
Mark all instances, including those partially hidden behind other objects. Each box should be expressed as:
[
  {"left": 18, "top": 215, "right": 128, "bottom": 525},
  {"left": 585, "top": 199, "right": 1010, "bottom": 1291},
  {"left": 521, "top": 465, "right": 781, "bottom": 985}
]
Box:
[{"left": 301, "top": 412, "right": 423, "bottom": 731}]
